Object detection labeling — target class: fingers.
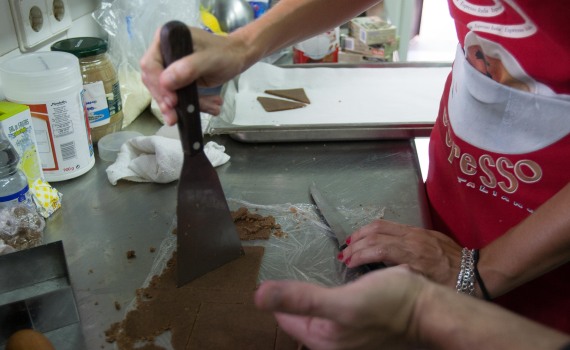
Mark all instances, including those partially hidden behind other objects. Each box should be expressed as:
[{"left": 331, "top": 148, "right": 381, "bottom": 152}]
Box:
[
  {"left": 140, "top": 28, "right": 178, "bottom": 125},
  {"left": 350, "top": 220, "right": 410, "bottom": 243},
  {"left": 141, "top": 27, "right": 228, "bottom": 125},
  {"left": 199, "top": 95, "right": 223, "bottom": 115},
  {"left": 255, "top": 280, "right": 346, "bottom": 322},
  {"left": 340, "top": 220, "right": 407, "bottom": 266},
  {"left": 341, "top": 235, "right": 405, "bottom": 268}
]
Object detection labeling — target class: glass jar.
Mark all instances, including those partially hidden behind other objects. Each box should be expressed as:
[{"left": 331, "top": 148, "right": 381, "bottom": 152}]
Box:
[{"left": 51, "top": 37, "right": 124, "bottom": 143}]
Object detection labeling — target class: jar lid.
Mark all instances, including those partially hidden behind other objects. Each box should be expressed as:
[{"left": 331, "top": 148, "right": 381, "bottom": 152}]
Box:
[
  {"left": 0, "top": 52, "right": 83, "bottom": 100},
  {"left": 51, "top": 37, "right": 108, "bottom": 58}
]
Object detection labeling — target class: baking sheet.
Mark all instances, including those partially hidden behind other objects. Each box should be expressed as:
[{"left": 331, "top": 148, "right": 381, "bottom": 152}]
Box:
[{"left": 208, "top": 62, "right": 451, "bottom": 142}]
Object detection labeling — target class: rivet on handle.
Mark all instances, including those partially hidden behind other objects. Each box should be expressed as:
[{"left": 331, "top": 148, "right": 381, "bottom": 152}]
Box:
[{"left": 187, "top": 104, "right": 195, "bottom": 113}]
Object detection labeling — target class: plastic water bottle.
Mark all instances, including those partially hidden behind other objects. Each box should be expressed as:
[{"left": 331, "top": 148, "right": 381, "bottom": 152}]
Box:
[{"left": 0, "top": 127, "right": 33, "bottom": 209}]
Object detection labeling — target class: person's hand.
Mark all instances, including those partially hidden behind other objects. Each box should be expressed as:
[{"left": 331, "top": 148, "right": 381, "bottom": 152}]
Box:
[
  {"left": 198, "top": 94, "right": 224, "bottom": 116},
  {"left": 340, "top": 219, "right": 462, "bottom": 288},
  {"left": 140, "top": 26, "right": 249, "bottom": 125},
  {"left": 254, "top": 267, "right": 426, "bottom": 350}
]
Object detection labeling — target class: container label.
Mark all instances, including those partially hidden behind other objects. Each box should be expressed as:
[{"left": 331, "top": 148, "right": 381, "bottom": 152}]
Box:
[
  {"left": 0, "top": 107, "right": 44, "bottom": 185},
  {"left": 248, "top": 1, "right": 269, "bottom": 19},
  {"left": 0, "top": 184, "right": 33, "bottom": 208},
  {"left": 108, "top": 81, "right": 123, "bottom": 116},
  {"left": 27, "top": 90, "right": 94, "bottom": 180},
  {"left": 84, "top": 81, "right": 111, "bottom": 128}
]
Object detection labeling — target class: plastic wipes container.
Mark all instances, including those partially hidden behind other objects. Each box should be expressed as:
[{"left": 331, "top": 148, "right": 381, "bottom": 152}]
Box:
[
  {"left": 51, "top": 37, "right": 124, "bottom": 143},
  {"left": 98, "top": 130, "right": 142, "bottom": 162},
  {"left": 0, "top": 52, "right": 95, "bottom": 182}
]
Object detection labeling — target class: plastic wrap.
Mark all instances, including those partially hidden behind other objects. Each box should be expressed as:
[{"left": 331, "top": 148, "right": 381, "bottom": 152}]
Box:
[
  {"left": 137, "top": 198, "right": 386, "bottom": 298},
  {"left": 115, "top": 198, "right": 385, "bottom": 349},
  {"left": 0, "top": 203, "right": 45, "bottom": 254},
  {"left": 92, "top": 0, "right": 200, "bottom": 127}
]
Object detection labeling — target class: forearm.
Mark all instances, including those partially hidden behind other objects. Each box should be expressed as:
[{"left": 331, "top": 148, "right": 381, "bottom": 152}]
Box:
[
  {"left": 230, "top": 0, "right": 380, "bottom": 67},
  {"left": 414, "top": 282, "right": 570, "bottom": 350},
  {"left": 478, "top": 183, "right": 570, "bottom": 297}
]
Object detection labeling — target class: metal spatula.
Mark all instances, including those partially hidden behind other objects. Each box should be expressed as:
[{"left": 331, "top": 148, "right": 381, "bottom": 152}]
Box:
[{"left": 160, "top": 21, "right": 243, "bottom": 287}]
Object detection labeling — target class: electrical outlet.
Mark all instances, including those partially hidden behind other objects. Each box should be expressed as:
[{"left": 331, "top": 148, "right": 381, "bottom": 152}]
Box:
[
  {"left": 46, "top": 0, "right": 72, "bottom": 36},
  {"left": 9, "top": 0, "right": 50, "bottom": 51},
  {"left": 0, "top": 1, "right": 19, "bottom": 56},
  {"left": 8, "top": 0, "right": 72, "bottom": 52}
]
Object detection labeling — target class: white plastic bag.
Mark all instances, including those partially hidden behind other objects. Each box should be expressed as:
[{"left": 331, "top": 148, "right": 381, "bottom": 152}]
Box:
[{"left": 93, "top": 0, "right": 201, "bottom": 126}]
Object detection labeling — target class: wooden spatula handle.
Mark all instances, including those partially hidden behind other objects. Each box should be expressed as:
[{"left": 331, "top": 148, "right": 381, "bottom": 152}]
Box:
[{"left": 160, "top": 20, "right": 203, "bottom": 155}]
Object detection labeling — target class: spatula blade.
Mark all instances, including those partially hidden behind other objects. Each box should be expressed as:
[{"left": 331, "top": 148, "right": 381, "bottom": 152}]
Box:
[
  {"left": 160, "top": 21, "right": 243, "bottom": 287},
  {"left": 176, "top": 154, "right": 243, "bottom": 286}
]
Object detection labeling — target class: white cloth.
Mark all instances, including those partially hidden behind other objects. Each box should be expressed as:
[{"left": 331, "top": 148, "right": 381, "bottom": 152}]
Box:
[{"left": 106, "top": 134, "right": 230, "bottom": 185}]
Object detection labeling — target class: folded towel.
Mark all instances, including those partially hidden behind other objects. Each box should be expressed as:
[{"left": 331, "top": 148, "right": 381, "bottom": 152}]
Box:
[{"left": 106, "top": 134, "right": 230, "bottom": 185}]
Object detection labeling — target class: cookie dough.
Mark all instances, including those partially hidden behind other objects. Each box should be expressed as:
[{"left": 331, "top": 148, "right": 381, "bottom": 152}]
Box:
[
  {"left": 264, "top": 88, "right": 311, "bottom": 104},
  {"left": 257, "top": 97, "right": 306, "bottom": 112},
  {"left": 232, "top": 207, "right": 284, "bottom": 240}
]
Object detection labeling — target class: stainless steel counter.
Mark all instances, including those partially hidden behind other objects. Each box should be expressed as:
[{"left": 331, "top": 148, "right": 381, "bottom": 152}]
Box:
[{"left": 42, "top": 109, "right": 431, "bottom": 349}]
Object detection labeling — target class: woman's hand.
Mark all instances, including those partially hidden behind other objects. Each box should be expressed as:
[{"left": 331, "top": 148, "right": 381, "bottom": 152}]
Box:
[
  {"left": 140, "top": 26, "right": 248, "bottom": 125},
  {"left": 340, "top": 219, "right": 463, "bottom": 288},
  {"left": 255, "top": 264, "right": 570, "bottom": 350},
  {"left": 254, "top": 267, "right": 425, "bottom": 350}
]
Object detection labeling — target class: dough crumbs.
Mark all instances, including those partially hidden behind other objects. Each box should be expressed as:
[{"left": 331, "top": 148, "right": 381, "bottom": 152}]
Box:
[
  {"left": 231, "top": 207, "right": 285, "bottom": 240},
  {"left": 104, "top": 209, "right": 297, "bottom": 349}
]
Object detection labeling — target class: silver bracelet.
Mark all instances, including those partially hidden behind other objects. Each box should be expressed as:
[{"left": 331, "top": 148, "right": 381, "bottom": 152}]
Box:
[{"left": 456, "top": 248, "right": 476, "bottom": 296}]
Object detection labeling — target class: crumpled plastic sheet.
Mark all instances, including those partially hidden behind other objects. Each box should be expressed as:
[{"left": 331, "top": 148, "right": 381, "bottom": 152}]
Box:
[
  {"left": 92, "top": 0, "right": 201, "bottom": 127},
  {"left": 0, "top": 203, "right": 45, "bottom": 254},
  {"left": 92, "top": 0, "right": 200, "bottom": 72},
  {"left": 146, "top": 198, "right": 386, "bottom": 288},
  {"left": 116, "top": 198, "right": 385, "bottom": 349}
]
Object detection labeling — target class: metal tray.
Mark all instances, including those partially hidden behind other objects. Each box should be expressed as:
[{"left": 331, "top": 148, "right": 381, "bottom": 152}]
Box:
[
  {"left": 207, "top": 62, "right": 451, "bottom": 143},
  {"left": 0, "top": 241, "right": 85, "bottom": 349}
]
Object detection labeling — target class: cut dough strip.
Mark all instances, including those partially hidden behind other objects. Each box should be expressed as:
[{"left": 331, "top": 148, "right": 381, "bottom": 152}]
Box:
[
  {"left": 264, "top": 88, "right": 311, "bottom": 104},
  {"left": 257, "top": 97, "right": 307, "bottom": 112}
]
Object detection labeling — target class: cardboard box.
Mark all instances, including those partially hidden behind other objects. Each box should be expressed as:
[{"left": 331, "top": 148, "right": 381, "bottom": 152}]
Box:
[
  {"left": 342, "top": 35, "right": 399, "bottom": 60},
  {"left": 349, "top": 16, "right": 397, "bottom": 45},
  {"left": 338, "top": 50, "right": 391, "bottom": 64},
  {"left": 0, "top": 101, "right": 43, "bottom": 185}
]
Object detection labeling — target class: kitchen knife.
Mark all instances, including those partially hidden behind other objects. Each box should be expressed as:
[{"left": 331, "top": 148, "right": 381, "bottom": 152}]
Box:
[
  {"left": 309, "top": 182, "right": 384, "bottom": 272},
  {"left": 309, "top": 182, "right": 353, "bottom": 250}
]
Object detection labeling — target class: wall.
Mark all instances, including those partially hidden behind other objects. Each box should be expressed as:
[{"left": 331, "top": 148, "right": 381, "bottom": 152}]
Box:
[{"left": 0, "top": 0, "right": 105, "bottom": 98}]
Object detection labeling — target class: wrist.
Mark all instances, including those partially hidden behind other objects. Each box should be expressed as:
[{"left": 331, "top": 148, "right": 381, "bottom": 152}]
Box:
[
  {"left": 226, "top": 30, "right": 259, "bottom": 73},
  {"left": 411, "top": 281, "right": 459, "bottom": 348},
  {"left": 473, "top": 249, "right": 492, "bottom": 300}
]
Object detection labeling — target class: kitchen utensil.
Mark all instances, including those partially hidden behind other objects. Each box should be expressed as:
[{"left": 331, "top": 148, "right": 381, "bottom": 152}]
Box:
[
  {"left": 160, "top": 21, "right": 243, "bottom": 287},
  {"left": 309, "top": 182, "right": 384, "bottom": 272},
  {"left": 309, "top": 182, "right": 352, "bottom": 250},
  {"left": 201, "top": 0, "right": 254, "bottom": 32}
]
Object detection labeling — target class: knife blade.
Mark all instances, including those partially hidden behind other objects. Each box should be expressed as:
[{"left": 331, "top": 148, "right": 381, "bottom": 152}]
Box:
[
  {"left": 310, "top": 182, "right": 385, "bottom": 272},
  {"left": 309, "top": 182, "right": 352, "bottom": 250}
]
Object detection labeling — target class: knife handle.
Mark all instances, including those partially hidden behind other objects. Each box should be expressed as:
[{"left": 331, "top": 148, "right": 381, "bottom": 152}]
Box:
[{"left": 160, "top": 20, "right": 203, "bottom": 156}]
